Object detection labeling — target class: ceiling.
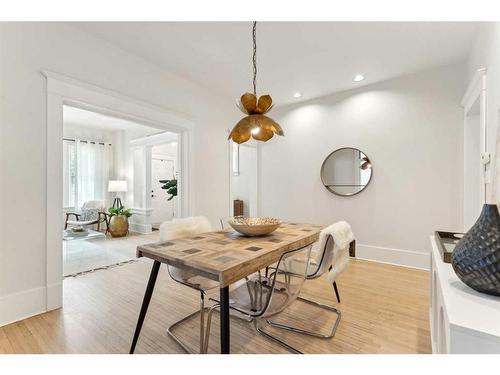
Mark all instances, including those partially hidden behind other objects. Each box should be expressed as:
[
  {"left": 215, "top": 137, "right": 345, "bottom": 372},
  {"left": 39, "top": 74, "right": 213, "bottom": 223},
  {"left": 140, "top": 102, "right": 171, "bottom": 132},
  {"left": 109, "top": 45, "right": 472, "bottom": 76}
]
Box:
[{"left": 74, "top": 22, "right": 478, "bottom": 106}]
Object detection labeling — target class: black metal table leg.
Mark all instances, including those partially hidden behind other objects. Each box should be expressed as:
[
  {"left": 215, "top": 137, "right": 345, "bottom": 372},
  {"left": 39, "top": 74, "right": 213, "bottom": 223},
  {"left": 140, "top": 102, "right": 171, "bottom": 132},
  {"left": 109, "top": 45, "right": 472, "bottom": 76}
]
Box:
[
  {"left": 129, "top": 260, "right": 161, "bottom": 354},
  {"left": 220, "top": 286, "right": 230, "bottom": 354},
  {"left": 333, "top": 281, "right": 341, "bottom": 303}
]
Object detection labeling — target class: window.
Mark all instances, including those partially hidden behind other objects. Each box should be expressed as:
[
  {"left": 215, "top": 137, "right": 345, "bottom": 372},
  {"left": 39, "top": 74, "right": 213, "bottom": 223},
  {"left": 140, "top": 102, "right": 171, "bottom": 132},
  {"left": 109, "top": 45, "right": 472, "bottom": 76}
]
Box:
[
  {"left": 63, "top": 140, "right": 76, "bottom": 208},
  {"left": 63, "top": 139, "right": 113, "bottom": 209}
]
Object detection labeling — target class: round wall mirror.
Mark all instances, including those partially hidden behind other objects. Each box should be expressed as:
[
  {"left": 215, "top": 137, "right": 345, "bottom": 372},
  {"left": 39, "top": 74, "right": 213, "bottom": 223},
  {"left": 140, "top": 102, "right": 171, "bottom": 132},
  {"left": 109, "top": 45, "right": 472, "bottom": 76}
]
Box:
[{"left": 320, "top": 147, "right": 373, "bottom": 196}]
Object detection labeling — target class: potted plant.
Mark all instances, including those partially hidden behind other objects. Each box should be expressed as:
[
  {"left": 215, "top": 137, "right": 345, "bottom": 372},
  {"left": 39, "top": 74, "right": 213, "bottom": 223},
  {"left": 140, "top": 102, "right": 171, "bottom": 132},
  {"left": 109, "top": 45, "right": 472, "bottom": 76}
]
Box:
[
  {"left": 159, "top": 178, "right": 177, "bottom": 201},
  {"left": 108, "top": 206, "right": 132, "bottom": 237}
]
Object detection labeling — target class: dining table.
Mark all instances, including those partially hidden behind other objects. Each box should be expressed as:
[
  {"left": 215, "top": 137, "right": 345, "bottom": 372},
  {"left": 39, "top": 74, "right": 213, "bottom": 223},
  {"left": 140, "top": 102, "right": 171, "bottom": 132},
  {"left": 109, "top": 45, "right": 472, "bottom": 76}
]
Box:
[{"left": 129, "top": 222, "right": 322, "bottom": 354}]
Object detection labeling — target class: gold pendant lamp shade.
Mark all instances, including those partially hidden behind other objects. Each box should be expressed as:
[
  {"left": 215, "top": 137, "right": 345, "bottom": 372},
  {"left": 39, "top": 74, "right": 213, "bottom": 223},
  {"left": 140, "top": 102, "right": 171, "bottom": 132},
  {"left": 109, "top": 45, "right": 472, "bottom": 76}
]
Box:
[
  {"left": 229, "top": 93, "right": 284, "bottom": 144},
  {"left": 228, "top": 22, "right": 284, "bottom": 144}
]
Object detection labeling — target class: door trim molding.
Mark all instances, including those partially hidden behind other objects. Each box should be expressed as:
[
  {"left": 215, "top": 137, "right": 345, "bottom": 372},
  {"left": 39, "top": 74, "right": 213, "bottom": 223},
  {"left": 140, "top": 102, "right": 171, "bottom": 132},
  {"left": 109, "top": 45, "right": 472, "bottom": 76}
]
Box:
[
  {"left": 43, "top": 70, "right": 194, "bottom": 313},
  {"left": 461, "top": 68, "right": 487, "bottom": 230}
]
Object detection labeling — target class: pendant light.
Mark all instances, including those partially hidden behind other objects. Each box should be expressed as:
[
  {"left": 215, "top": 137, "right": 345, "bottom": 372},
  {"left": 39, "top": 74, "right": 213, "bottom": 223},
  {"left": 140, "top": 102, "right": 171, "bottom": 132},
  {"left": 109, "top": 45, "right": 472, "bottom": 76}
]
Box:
[
  {"left": 228, "top": 22, "right": 284, "bottom": 144},
  {"left": 360, "top": 156, "right": 372, "bottom": 170}
]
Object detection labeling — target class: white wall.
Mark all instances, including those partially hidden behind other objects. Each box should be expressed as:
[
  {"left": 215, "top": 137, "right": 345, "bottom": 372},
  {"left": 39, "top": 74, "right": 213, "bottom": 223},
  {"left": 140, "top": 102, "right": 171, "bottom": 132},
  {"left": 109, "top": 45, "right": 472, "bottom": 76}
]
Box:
[
  {"left": 259, "top": 64, "right": 465, "bottom": 269},
  {"left": 0, "top": 23, "right": 236, "bottom": 326},
  {"left": 113, "top": 126, "right": 171, "bottom": 208},
  {"left": 467, "top": 23, "right": 500, "bottom": 203}
]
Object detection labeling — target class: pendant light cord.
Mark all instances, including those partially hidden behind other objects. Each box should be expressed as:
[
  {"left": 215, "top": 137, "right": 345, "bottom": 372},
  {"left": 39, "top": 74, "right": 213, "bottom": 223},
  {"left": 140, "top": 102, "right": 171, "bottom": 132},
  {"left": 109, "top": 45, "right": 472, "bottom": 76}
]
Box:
[{"left": 252, "top": 21, "right": 257, "bottom": 95}]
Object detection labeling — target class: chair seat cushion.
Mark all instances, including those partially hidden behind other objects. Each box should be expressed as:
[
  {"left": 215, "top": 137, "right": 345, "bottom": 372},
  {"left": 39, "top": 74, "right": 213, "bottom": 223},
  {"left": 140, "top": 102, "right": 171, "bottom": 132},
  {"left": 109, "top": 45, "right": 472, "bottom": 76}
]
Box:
[
  {"left": 216, "top": 275, "right": 302, "bottom": 319},
  {"left": 66, "top": 220, "right": 96, "bottom": 226},
  {"left": 80, "top": 208, "right": 99, "bottom": 222}
]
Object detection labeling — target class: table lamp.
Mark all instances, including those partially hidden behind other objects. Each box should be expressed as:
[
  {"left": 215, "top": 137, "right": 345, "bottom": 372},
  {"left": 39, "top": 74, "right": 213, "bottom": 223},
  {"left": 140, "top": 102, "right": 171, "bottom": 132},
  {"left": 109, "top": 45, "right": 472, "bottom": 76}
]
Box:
[{"left": 108, "top": 180, "right": 127, "bottom": 208}]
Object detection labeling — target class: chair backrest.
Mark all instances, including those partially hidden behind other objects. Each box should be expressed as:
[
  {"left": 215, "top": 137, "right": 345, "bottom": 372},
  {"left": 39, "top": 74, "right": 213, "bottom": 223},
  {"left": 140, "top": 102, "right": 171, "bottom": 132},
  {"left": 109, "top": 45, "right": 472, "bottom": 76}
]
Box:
[
  {"left": 159, "top": 216, "right": 212, "bottom": 241},
  {"left": 159, "top": 216, "right": 213, "bottom": 286},
  {"left": 308, "top": 234, "right": 334, "bottom": 279},
  {"left": 250, "top": 244, "right": 312, "bottom": 319},
  {"left": 82, "top": 200, "right": 105, "bottom": 212}
]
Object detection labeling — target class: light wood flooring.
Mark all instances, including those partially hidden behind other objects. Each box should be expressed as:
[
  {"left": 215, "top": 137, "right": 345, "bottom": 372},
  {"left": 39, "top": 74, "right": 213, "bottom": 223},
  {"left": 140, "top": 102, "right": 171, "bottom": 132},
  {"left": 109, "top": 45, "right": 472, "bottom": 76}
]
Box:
[{"left": 0, "top": 257, "right": 431, "bottom": 354}]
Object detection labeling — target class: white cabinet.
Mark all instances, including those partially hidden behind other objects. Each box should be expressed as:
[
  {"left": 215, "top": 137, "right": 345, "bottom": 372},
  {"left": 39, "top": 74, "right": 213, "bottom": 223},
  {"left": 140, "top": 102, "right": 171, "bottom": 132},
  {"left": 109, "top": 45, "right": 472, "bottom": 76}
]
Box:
[{"left": 430, "top": 236, "right": 500, "bottom": 353}]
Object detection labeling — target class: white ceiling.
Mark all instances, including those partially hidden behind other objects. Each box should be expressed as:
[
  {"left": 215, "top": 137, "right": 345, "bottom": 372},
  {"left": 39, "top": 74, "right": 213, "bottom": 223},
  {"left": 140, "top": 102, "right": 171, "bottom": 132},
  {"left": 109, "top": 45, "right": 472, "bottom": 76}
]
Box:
[
  {"left": 74, "top": 22, "right": 478, "bottom": 105},
  {"left": 63, "top": 105, "right": 161, "bottom": 135}
]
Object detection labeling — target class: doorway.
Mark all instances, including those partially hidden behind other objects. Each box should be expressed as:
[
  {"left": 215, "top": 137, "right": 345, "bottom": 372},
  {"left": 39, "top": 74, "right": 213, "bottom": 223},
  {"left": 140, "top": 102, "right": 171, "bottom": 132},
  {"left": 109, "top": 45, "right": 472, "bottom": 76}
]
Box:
[
  {"left": 62, "top": 105, "right": 172, "bottom": 276},
  {"left": 151, "top": 141, "right": 178, "bottom": 224},
  {"left": 229, "top": 141, "right": 258, "bottom": 217},
  {"left": 45, "top": 71, "right": 194, "bottom": 311}
]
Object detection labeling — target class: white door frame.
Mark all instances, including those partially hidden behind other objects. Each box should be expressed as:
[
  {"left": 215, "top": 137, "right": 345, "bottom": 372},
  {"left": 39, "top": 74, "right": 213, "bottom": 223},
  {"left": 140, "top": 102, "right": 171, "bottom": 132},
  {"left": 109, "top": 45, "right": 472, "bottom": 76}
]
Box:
[
  {"left": 130, "top": 131, "right": 181, "bottom": 229},
  {"left": 461, "top": 68, "right": 487, "bottom": 230},
  {"left": 43, "top": 71, "right": 194, "bottom": 311}
]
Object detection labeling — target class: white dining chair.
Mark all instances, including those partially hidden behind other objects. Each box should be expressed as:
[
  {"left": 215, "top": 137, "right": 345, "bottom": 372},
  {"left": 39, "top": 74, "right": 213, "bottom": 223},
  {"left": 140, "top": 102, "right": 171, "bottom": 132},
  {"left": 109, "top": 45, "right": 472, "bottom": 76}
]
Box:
[
  {"left": 160, "top": 216, "right": 219, "bottom": 354},
  {"left": 266, "top": 233, "right": 351, "bottom": 339},
  {"left": 203, "top": 244, "right": 313, "bottom": 353}
]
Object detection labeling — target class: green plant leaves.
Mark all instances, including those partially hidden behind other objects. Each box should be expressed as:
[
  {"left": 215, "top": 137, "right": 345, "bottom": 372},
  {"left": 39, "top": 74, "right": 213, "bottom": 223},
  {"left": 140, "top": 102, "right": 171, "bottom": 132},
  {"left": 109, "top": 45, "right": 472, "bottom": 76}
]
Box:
[
  {"left": 108, "top": 206, "right": 132, "bottom": 217},
  {"left": 159, "top": 178, "right": 178, "bottom": 201}
]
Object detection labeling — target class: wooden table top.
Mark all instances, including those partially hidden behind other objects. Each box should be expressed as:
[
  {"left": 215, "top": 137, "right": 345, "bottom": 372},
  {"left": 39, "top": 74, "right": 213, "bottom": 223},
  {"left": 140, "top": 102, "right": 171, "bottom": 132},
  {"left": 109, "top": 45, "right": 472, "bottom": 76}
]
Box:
[{"left": 137, "top": 222, "right": 322, "bottom": 287}]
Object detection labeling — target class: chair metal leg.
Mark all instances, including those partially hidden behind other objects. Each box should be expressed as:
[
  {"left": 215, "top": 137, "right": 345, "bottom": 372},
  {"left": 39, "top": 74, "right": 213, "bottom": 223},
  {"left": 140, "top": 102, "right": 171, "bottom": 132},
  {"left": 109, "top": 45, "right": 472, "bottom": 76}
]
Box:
[
  {"left": 203, "top": 303, "right": 220, "bottom": 353},
  {"left": 253, "top": 320, "right": 303, "bottom": 354},
  {"left": 266, "top": 295, "right": 341, "bottom": 339},
  {"left": 204, "top": 302, "right": 252, "bottom": 353},
  {"left": 203, "top": 303, "right": 302, "bottom": 354},
  {"left": 166, "top": 291, "right": 211, "bottom": 354},
  {"left": 199, "top": 292, "right": 205, "bottom": 352}
]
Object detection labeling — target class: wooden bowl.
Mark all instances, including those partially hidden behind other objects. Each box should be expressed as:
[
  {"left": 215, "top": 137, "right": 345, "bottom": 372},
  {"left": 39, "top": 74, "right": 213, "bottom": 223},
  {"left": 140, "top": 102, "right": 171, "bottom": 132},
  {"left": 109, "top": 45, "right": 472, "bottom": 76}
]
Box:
[{"left": 228, "top": 217, "right": 281, "bottom": 236}]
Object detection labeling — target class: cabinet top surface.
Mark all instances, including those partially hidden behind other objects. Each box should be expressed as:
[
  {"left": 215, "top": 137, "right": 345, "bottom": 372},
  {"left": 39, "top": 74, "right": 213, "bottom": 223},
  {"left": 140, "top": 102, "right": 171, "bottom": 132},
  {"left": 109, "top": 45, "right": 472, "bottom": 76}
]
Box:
[{"left": 431, "top": 235, "right": 500, "bottom": 339}]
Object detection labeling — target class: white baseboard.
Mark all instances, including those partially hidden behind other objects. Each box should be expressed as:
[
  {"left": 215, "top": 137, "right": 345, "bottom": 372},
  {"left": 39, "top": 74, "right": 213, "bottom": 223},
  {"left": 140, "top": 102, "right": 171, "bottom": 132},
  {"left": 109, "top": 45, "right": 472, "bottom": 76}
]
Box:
[
  {"left": 46, "top": 282, "right": 62, "bottom": 311},
  {"left": 356, "top": 244, "right": 430, "bottom": 270},
  {"left": 129, "top": 222, "right": 152, "bottom": 234},
  {"left": 0, "top": 286, "right": 47, "bottom": 327}
]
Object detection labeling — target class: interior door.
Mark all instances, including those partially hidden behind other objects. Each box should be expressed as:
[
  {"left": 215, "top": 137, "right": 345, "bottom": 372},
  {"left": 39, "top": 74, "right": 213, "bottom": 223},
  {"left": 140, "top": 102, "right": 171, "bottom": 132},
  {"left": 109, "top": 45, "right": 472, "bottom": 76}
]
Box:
[{"left": 151, "top": 158, "right": 175, "bottom": 224}]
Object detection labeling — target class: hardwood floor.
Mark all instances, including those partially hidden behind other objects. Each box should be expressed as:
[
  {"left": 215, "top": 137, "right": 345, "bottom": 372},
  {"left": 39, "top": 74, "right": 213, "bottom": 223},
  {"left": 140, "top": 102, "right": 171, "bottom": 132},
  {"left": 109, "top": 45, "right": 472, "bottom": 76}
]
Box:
[{"left": 0, "top": 257, "right": 431, "bottom": 354}]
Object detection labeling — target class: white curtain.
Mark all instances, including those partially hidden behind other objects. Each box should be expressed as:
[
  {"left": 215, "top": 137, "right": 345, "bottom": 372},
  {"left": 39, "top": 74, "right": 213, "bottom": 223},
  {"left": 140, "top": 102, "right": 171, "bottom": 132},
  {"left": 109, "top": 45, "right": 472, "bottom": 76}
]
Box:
[
  {"left": 76, "top": 141, "right": 113, "bottom": 208},
  {"left": 62, "top": 140, "right": 76, "bottom": 208}
]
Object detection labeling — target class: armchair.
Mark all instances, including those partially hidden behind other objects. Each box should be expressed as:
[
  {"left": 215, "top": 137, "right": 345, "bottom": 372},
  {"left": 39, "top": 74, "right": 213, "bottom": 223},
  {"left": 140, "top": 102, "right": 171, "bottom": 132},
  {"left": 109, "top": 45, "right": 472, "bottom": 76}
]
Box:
[{"left": 64, "top": 200, "right": 109, "bottom": 232}]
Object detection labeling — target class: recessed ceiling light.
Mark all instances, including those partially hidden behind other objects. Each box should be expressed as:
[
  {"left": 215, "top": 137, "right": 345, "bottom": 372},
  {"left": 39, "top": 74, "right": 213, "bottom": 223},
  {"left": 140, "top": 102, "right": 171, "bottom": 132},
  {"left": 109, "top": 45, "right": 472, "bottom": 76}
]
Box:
[
  {"left": 293, "top": 92, "right": 302, "bottom": 99},
  {"left": 353, "top": 74, "right": 365, "bottom": 82}
]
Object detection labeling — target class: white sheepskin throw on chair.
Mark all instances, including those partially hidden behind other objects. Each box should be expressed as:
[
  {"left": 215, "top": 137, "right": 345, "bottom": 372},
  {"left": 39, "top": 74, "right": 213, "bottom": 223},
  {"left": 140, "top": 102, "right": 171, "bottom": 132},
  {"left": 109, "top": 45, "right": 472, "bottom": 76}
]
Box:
[
  {"left": 159, "top": 216, "right": 212, "bottom": 242},
  {"left": 317, "top": 221, "right": 355, "bottom": 283}
]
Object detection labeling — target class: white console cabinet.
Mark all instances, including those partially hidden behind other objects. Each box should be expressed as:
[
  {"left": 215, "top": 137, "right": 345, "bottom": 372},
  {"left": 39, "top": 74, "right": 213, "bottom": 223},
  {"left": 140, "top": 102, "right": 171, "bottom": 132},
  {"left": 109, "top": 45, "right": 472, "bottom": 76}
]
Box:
[{"left": 430, "top": 236, "right": 500, "bottom": 353}]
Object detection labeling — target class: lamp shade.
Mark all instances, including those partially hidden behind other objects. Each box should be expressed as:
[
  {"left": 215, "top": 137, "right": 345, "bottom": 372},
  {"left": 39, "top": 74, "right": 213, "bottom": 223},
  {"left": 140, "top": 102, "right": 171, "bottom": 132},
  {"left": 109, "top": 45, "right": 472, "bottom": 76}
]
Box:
[{"left": 108, "top": 180, "right": 127, "bottom": 193}]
